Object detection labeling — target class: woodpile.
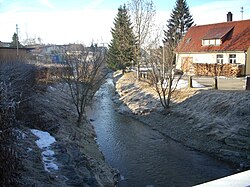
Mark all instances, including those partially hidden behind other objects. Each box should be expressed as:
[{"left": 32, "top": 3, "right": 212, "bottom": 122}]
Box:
[{"left": 193, "top": 63, "right": 244, "bottom": 77}]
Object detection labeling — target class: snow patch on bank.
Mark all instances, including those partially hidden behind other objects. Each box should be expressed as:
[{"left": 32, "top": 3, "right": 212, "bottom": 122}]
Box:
[
  {"left": 175, "top": 79, "right": 205, "bottom": 89},
  {"left": 31, "top": 129, "right": 58, "bottom": 172}
]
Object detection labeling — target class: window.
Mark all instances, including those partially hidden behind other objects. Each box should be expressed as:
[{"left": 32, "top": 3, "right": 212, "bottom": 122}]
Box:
[
  {"left": 229, "top": 54, "right": 236, "bottom": 63},
  {"left": 202, "top": 40, "right": 209, "bottom": 46},
  {"left": 202, "top": 39, "right": 221, "bottom": 46},
  {"left": 210, "top": 39, "right": 215, "bottom": 45},
  {"left": 215, "top": 39, "right": 221, "bottom": 45},
  {"left": 216, "top": 54, "right": 223, "bottom": 63},
  {"left": 186, "top": 38, "right": 192, "bottom": 43}
]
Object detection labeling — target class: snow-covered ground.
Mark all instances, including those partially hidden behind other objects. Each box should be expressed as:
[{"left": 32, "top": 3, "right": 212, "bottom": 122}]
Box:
[{"left": 31, "top": 129, "right": 58, "bottom": 172}]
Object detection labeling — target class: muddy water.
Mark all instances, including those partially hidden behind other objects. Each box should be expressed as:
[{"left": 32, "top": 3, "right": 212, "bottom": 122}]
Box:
[{"left": 87, "top": 78, "right": 235, "bottom": 187}]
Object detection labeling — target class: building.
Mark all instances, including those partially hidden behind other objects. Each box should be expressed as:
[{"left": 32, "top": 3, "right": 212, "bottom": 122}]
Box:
[
  {"left": 175, "top": 13, "right": 250, "bottom": 77},
  {"left": 0, "top": 47, "right": 33, "bottom": 62}
]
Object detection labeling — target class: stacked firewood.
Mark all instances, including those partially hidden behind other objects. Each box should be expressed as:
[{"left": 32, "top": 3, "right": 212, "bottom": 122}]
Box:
[{"left": 193, "top": 63, "right": 243, "bottom": 77}]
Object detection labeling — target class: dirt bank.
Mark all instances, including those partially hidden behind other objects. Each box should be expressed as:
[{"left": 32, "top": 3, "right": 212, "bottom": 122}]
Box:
[
  {"left": 114, "top": 71, "right": 250, "bottom": 169},
  {"left": 17, "top": 82, "right": 116, "bottom": 186}
]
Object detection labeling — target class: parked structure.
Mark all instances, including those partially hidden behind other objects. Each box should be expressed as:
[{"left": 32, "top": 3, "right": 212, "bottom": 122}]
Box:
[{"left": 175, "top": 13, "right": 250, "bottom": 76}]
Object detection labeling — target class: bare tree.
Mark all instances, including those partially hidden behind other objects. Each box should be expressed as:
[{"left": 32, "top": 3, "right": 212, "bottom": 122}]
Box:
[
  {"left": 147, "top": 41, "right": 183, "bottom": 109},
  {"left": 128, "top": 0, "right": 156, "bottom": 79},
  {"left": 61, "top": 45, "right": 107, "bottom": 124}
]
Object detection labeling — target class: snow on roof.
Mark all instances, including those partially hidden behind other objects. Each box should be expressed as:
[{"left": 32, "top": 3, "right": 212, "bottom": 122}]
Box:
[{"left": 31, "top": 129, "right": 58, "bottom": 172}]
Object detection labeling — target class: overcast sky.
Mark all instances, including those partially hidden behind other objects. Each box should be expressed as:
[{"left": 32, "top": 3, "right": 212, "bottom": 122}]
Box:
[{"left": 0, "top": 0, "right": 249, "bottom": 45}]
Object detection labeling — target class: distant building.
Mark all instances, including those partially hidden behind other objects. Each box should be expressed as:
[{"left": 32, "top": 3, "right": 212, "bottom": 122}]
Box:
[
  {"left": 0, "top": 41, "right": 11, "bottom": 47},
  {"left": 0, "top": 47, "right": 33, "bottom": 62},
  {"left": 28, "top": 43, "right": 107, "bottom": 64}
]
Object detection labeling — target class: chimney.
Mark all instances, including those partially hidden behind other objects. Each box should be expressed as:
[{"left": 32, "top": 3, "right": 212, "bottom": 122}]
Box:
[{"left": 227, "top": 12, "right": 233, "bottom": 22}]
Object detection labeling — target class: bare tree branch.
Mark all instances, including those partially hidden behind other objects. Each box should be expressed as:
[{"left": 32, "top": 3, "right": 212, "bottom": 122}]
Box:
[
  {"left": 128, "top": 0, "right": 156, "bottom": 79},
  {"left": 147, "top": 40, "right": 183, "bottom": 109},
  {"left": 61, "top": 45, "right": 107, "bottom": 124}
]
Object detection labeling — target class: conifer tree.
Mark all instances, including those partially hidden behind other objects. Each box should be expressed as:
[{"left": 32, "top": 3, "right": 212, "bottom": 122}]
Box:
[
  {"left": 107, "top": 4, "right": 136, "bottom": 73},
  {"left": 163, "top": 0, "right": 193, "bottom": 46},
  {"left": 10, "top": 33, "right": 22, "bottom": 48}
]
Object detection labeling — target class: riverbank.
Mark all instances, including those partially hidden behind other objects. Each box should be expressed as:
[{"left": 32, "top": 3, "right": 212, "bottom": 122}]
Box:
[
  {"left": 17, "top": 82, "right": 116, "bottom": 186},
  {"left": 113, "top": 71, "right": 250, "bottom": 169}
]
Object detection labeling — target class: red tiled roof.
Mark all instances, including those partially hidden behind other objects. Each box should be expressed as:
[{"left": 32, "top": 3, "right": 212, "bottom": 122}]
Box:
[
  {"left": 202, "top": 26, "right": 234, "bottom": 39},
  {"left": 176, "top": 19, "right": 250, "bottom": 53}
]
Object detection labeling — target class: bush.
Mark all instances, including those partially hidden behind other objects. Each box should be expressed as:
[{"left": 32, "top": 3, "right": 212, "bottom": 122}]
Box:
[
  {"left": 0, "top": 60, "right": 36, "bottom": 186},
  {"left": 0, "top": 82, "right": 20, "bottom": 186}
]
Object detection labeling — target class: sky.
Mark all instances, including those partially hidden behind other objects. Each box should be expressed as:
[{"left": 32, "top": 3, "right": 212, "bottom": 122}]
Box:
[{"left": 0, "top": 0, "right": 249, "bottom": 46}]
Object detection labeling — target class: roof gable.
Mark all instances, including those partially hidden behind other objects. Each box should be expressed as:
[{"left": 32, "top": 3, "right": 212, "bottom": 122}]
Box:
[{"left": 176, "top": 19, "right": 250, "bottom": 53}]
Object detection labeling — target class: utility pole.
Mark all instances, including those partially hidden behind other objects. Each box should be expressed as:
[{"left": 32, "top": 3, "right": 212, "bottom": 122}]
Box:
[
  {"left": 16, "top": 24, "right": 19, "bottom": 56},
  {"left": 241, "top": 6, "right": 244, "bottom": 20}
]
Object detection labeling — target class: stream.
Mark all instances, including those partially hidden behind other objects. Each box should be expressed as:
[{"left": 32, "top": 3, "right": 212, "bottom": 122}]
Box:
[{"left": 87, "top": 77, "right": 235, "bottom": 187}]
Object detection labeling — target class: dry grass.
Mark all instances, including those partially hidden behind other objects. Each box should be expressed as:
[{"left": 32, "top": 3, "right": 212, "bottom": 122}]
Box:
[
  {"left": 120, "top": 71, "right": 198, "bottom": 103},
  {"left": 115, "top": 70, "right": 250, "bottom": 166}
]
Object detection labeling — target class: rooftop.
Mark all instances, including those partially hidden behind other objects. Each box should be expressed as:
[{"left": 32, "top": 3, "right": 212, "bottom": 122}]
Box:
[{"left": 176, "top": 19, "right": 250, "bottom": 53}]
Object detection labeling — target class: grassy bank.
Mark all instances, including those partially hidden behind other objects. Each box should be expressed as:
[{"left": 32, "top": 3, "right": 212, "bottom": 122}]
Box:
[
  {"left": 114, "top": 71, "right": 250, "bottom": 169},
  {"left": 0, "top": 61, "right": 116, "bottom": 186}
]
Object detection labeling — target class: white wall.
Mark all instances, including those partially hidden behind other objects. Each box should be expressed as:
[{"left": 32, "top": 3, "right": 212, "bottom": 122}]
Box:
[{"left": 176, "top": 52, "right": 246, "bottom": 69}]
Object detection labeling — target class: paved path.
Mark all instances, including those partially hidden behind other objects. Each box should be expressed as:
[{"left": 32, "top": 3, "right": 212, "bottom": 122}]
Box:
[{"left": 189, "top": 76, "right": 246, "bottom": 90}]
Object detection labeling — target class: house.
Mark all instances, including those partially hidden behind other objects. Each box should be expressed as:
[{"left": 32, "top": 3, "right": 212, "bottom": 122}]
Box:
[
  {"left": 175, "top": 13, "right": 250, "bottom": 77},
  {"left": 0, "top": 47, "right": 33, "bottom": 62},
  {"left": 0, "top": 41, "right": 11, "bottom": 47}
]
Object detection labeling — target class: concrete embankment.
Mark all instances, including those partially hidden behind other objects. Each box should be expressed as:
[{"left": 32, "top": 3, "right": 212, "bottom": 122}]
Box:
[{"left": 113, "top": 71, "right": 250, "bottom": 169}]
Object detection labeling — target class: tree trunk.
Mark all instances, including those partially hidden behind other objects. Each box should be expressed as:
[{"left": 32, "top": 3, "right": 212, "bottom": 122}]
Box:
[
  {"left": 137, "top": 64, "right": 140, "bottom": 80},
  {"left": 166, "top": 78, "right": 173, "bottom": 108},
  {"left": 77, "top": 111, "right": 84, "bottom": 127}
]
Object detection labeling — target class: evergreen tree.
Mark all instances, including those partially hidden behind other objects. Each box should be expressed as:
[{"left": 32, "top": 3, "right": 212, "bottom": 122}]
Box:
[
  {"left": 107, "top": 4, "right": 136, "bottom": 73},
  {"left": 10, "top": 33, "right": 22, "bottom": 48},
  {"left": 163, "top": 0, "right": 193, "bottom": 46}
]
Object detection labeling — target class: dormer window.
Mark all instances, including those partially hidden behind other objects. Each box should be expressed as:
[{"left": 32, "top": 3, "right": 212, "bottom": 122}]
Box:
[
  {"left": 202, "top": 26, "right": 234, "bottom": 46},
  {"left": 202, "top": 39, "right": 221, "bottom": 46}
]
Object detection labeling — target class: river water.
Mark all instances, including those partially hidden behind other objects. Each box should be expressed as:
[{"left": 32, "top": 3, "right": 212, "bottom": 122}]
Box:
[{"left": 87, "top": 78, "right": 235, "bottom": 187}]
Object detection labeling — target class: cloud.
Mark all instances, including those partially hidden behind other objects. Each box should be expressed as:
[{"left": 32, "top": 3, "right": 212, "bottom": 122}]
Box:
[{"left": 38, "top": 0, "right": 54, "bottom": 9}]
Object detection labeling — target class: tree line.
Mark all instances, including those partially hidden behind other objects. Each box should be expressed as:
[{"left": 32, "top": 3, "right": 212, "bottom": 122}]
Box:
[{"left": 107, "top": 0, "right": 194, "bottom": 108}]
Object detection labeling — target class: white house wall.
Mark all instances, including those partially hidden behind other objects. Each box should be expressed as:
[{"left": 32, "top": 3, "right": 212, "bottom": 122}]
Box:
[{"left": 176, "top": 52, "right": 246, "bottom": 69}]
